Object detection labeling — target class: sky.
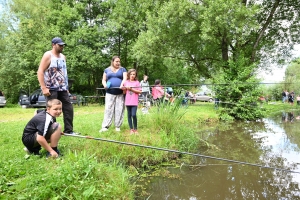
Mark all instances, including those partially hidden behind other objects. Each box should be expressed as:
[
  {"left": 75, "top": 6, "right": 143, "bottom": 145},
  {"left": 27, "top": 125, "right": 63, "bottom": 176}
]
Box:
[{"left": 259, "top": 44, "right": 300, "bottom": 83}]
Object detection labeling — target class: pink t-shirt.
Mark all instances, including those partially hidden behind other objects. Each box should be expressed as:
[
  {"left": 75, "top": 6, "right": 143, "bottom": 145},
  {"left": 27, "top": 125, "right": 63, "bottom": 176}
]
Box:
[
  {"left": 124, "top": 80, "right": 141, "bottom": 106},
  {"left": 152, "top": 85, "right": 164, "bottom": 100}
]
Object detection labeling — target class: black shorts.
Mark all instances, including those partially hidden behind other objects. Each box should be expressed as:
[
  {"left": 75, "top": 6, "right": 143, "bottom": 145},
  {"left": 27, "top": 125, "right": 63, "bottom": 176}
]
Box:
[{"left": 22, "top": 122, "right": 59, "bottom": 151}]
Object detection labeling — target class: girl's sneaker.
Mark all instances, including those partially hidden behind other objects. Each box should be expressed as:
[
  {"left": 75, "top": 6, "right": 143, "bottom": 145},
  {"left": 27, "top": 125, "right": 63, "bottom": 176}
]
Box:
[
  {"left": 130, "top": 129, "right": 135, "bottom": 134},
  {"left": 133, "top": 129, "right": 138, "bottom": 134}
]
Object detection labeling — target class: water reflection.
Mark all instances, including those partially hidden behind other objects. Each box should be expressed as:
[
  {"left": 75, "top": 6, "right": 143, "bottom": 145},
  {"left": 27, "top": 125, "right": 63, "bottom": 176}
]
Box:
[{"left": 136, "top": 113, "right": 300, "bottom": 200}]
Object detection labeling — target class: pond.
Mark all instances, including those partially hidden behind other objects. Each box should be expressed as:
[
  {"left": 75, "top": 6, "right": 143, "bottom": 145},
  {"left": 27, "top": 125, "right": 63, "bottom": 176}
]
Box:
[{"left": 136, "top": 112, "right": 300, "bottom": 199}]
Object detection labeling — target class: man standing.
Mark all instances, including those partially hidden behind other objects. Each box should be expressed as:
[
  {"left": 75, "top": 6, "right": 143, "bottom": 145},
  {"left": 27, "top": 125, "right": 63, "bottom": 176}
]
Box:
[{"left": 37, "top": 37, "right": 79, "bottom": 135}]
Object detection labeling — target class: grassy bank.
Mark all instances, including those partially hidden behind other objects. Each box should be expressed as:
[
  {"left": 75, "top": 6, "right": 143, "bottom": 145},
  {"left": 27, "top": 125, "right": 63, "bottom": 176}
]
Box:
[{"left": 0, "top": 101, "right": 296, "bottom": 199}]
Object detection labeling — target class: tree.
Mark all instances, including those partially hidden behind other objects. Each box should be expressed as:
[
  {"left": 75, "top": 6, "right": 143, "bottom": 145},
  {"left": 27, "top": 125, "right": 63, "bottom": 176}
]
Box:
[
  {"left": 283, "top": 59, "right": 300, "bottom": 94},
  {"left": 128, "top": 0, "right": 300, "bottom": 119},
  {"left": 1, "top": 0, "right": 300, "bottom": 116},
  {"left": 0, "top": 0, "right": 114, "bottom": 102}
]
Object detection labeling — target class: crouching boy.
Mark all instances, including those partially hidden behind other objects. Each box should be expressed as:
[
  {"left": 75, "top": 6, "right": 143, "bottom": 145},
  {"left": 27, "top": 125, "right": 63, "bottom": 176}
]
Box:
[{"left": 22, "top": 99, "right": 62, "bottom": 158}]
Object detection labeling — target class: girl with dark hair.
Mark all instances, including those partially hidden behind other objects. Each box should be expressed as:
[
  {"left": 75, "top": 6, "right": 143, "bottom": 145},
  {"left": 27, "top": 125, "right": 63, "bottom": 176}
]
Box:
[{"left": 123, "top": 69, "right": 142, "bottom": 134}]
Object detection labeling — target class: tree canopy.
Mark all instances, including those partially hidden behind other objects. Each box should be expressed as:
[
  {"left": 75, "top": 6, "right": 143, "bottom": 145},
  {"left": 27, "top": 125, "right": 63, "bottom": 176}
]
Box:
[{"left": 0, "top": 0, "right": 299, "bottom": 119}]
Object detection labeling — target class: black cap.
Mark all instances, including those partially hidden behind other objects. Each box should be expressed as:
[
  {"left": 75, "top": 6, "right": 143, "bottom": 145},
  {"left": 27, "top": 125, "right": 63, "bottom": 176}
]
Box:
[{"left": 51, "top": 37, "right": 66, "bottom": 45}]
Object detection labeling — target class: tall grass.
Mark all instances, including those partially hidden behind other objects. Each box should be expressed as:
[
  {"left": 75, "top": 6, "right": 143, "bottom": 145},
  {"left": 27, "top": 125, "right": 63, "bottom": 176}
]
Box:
[{"left": 0, "top": 100, "right": 294, "bottom": 199}]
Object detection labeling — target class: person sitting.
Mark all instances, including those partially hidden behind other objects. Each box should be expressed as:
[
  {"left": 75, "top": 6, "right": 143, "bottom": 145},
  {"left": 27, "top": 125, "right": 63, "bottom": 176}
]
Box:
[
  {"left": 22, "top": 99, "right": 63, "bottom": 158},
  {"left": 152, "top": 79, "right": 170, "bottom": 106},
  {"left": 166, "top": 87, "right": 173, "bottom": 97}
]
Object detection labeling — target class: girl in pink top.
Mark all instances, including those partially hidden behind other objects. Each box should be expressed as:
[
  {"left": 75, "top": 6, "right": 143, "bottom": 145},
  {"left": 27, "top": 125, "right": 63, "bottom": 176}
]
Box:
[
  {"left": 152, "top": 79, "right": 170, "bottom": 105},
  {"left": 123, "top": 69, "right": 142, "bottom": 134}
]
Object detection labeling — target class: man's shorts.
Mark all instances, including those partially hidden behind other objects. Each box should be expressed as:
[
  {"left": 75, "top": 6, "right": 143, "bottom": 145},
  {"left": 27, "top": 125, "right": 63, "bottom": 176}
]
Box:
[{"left": 22, "top": 122, "right": 59, "bottom": 153}]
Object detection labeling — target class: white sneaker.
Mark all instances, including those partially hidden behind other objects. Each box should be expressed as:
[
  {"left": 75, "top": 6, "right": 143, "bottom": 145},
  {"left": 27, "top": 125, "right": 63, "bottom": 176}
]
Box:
[
  {"left": 115, "top": 127, "right": 120, "bottom": 132},
  {"left": 24, "top": 147, "right": 30, "bottom": 155},
  {"left": 99, "top": 128, "right": 108, "bottom": 132}
]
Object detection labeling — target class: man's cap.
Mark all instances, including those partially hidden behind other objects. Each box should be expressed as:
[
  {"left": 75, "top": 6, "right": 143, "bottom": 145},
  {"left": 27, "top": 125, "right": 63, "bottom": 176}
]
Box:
[{"left": 51, "top": 37, "right": 66, "bottom": 45}]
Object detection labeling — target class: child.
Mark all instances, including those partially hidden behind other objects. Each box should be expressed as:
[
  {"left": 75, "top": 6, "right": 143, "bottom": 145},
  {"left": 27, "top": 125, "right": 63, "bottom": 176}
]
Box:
[
  {"left": 22, "top": 99, "right": 63, "bottom": 158},
  {"left": 140, "top": 75, "right": 150, "bottom": 101},
  {"left": 123, "top": 69, "right": 142, "bottom": 134},
  {"left": 152, "top": 79, "right": 170, "bottom": 105}
]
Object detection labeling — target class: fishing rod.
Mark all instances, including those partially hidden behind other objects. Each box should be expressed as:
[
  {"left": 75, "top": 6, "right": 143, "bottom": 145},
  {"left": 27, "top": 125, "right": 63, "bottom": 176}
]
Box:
[
  {"left": 94, "top": 88, "right": 268, "bottom": 108},
  {"left": 62, "top": 133, "right": 300, "bottom": 174}
]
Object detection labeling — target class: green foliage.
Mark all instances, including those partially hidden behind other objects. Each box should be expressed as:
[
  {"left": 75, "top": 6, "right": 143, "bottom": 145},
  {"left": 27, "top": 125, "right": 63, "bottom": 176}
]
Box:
[
  {"left": 282, "top": 59, "right": 300, "bottom": 94},
  {"left": 150, "top": 98, "right": 187, "bottom": 133},
  {"left": 1, "top": 0, "right": 300, "bottom": 119},
  {"left": 212, "top": 56, "right": 265, "bottom": 120},
  {"left": 0, "top": 100, "right": 297, "bottom": 198},
  {"left": 0, "top": 104, "right": 211, "bottom": 198},
  {"left": 264, "top": 58, "right": 300, "bottom": 102}
]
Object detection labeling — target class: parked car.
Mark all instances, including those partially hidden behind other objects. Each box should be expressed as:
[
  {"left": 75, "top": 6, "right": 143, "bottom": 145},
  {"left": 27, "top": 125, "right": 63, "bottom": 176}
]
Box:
[
  {"left": 19, "top": 89, "right": 46, "bottom": 108},
  {"left": 195, "top": 92, "right": 214, "bottom": 102},
  {"left": 0, "top": 91, "right": 6, "bottom": 107},
  {"left": 19, "top": 89, "right": 83, "bottom": 108}
]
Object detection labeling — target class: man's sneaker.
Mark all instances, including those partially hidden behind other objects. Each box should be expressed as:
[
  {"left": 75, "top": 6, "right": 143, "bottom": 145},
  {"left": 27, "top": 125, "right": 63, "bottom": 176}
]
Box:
[
  {"left": 99, "top": 128, "right": 108, "bottom": 132},
  {"left": 66, "top": 131, "right": 81, "bottom": 135},
  {"left": 115, "top": 127, "right": 120, "bottom": 132}
]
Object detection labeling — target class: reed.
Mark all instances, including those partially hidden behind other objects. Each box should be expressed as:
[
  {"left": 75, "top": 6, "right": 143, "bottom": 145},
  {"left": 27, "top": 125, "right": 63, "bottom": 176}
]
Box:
[{"left": 0, "top": 100, "right": 294, "bottom": 199}]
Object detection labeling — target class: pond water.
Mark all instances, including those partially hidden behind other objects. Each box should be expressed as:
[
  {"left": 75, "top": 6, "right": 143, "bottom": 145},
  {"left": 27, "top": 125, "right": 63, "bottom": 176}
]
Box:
[{"left": 136, "top": 112, "right": 300, "bottom": 199}]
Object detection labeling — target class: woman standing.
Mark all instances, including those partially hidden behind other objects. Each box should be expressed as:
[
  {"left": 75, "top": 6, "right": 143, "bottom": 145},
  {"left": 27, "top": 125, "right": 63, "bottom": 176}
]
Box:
[{"left": 100, "top": 56, "right": 127, "bottom": 132}]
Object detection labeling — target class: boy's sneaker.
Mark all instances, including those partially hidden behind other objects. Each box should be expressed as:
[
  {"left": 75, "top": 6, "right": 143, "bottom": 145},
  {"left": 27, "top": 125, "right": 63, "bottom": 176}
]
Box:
[
  {"left": 99, "top": 128, "right": 108, "bottom": 132},
  {"left": 24, "top": 147, "right": 41, "bottom": 155},
  {"left": 115, "top": 127, "right": 120, "bottom": 132},
  {"left": 24, "top": 147, "right": 31, "bottom": 155}
]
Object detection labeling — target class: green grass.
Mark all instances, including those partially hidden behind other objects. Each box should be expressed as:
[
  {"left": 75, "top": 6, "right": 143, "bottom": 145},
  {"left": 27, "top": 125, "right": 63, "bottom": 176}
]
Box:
[{"left": 0, "top": 100, "right": 296, "bottom": 199}]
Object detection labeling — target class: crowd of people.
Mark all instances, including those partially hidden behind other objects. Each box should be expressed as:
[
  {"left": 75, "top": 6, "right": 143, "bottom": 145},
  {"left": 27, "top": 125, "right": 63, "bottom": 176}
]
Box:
[
  {"left": 25, "top": 37, "right": 300, "bottom": 159},
  {"left": 282, "top": 90, "right": 300, "bottom": 105},
  {"left": 99, "top": 56, "right": 175, "bottom": 136},
  {"left": 22, "top": 39, "right": 181, "bottom": 159}
]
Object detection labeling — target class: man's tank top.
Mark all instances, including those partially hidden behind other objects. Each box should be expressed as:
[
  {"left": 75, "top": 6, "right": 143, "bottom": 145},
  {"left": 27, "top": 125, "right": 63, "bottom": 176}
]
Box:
[{"left": 44, "top": 52, "right": 68, "bottom": 91}]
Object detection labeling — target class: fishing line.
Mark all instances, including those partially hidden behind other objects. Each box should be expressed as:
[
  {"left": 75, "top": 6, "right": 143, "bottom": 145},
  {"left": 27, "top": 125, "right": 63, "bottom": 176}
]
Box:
[
  {"left": 96, "top": 82, "right": 280, "bottom": 108},
  {"left": 96, "top": 82, "right": 291, "bottom": 90},
  {"left": 62, "top": 133, "right": 300, "bottom": 174}
]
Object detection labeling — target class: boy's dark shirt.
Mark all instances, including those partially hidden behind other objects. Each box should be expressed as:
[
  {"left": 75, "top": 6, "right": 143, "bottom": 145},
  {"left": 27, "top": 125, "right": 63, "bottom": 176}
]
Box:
[{"left": 22, "top": 110, "right": 56, "bottom": 139}]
